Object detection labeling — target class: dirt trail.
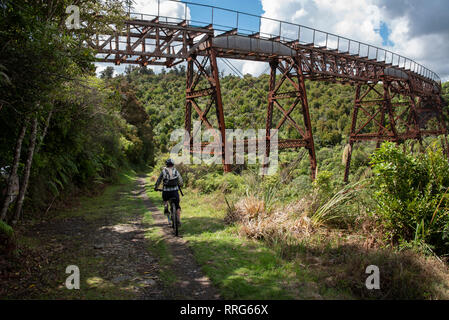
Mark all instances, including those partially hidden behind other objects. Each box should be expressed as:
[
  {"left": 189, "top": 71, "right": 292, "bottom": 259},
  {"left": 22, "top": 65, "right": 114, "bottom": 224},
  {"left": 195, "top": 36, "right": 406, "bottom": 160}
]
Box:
[
  {"left": 137, "top": 176, "right": 220, "bottom": 300},
  {"left": 1, "top": 175, "right": 219, "bottom": 300}
]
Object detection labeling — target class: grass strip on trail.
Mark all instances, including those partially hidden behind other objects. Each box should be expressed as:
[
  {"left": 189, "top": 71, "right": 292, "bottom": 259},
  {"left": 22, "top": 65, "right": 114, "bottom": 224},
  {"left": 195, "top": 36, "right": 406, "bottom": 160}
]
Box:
[{"left": 142, "top": 207, "right": 178, "bottom": 286}]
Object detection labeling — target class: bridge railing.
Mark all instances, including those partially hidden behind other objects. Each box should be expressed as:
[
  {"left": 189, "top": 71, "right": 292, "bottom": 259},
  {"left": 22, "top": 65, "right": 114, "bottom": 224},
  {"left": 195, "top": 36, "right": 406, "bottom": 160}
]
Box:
[{"left": 128, "top": 0, "right": 440, "bottom": 84}]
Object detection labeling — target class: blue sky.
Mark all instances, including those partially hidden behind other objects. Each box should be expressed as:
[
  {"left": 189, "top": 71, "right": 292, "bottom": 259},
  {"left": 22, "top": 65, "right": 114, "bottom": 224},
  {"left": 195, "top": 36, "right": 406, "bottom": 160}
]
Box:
[
  {"left": 187, "top": 0, "right": 263, "bottom": 34},
  {"left": 185, "top": 0, "right": 263, "bottom": 16},
  {"left": 378, "top": 22, "right": 394, "bottom": 47},
  {"left": 189, "top": 1, "right": 394, "bottom": 46}
]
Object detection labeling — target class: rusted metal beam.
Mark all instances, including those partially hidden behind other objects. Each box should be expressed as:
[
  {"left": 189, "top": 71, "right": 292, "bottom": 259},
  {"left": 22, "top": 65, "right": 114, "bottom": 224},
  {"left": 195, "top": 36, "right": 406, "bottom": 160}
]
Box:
[{"left": 344, "top": 84, "right": 361, "bottom": 183}]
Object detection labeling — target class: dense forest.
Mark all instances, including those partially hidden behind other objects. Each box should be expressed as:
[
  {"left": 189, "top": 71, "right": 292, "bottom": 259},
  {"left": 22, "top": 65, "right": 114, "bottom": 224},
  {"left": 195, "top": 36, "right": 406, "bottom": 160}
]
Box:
[
  {"left": 0, "top": 1, "right": 154, "bottom": 228},
  {"left": 115, "top": 64, "right": 354, "bottom": 152},
  {"left": 1, "top": 0, "right": 449, "bottom": 300}
]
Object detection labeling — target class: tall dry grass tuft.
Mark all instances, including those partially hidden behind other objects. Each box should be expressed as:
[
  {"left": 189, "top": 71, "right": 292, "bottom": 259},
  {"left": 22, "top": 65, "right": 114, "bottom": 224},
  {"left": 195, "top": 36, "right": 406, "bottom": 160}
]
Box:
[
  {"left": 228, "top": 196, "right": 314, "bottom": 244},
  {"left": 240, "top": 197, "right": 265, "bottom": 219},
  {"left": 226, "top": 181, "right": 366, "bottom": 247}
]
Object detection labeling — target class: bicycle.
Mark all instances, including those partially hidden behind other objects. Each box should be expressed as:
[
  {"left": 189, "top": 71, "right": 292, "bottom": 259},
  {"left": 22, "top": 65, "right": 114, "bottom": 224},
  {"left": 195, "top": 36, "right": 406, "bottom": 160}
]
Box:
[{"left": 155, "top": 188, "right": 183, "bottom": 237}]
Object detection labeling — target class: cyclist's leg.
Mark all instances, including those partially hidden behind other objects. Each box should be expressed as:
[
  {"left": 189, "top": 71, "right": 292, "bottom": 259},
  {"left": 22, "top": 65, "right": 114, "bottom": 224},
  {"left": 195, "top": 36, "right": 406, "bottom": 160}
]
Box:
[
  {"left": 165, "top": 201, "right": 171, "bottom": 223},
  {"left": 162, "top": 191, "right": 170, "bottom": 222},
  {"left": 170, "top": 200, "right": 176, "bottom": 227}
]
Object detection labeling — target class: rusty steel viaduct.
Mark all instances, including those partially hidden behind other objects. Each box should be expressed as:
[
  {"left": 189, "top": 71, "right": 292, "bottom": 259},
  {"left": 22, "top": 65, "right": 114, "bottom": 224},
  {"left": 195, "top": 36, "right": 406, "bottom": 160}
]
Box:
[{"left": 89, "top": 0, "right": 447, "bottom": 181}]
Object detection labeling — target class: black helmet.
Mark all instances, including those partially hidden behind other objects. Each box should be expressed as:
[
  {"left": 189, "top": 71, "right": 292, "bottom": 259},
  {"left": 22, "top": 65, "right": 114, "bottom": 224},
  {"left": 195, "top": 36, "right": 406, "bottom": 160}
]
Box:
[{"left": 165, "top": 158, "right": 174, "bottom": 166}]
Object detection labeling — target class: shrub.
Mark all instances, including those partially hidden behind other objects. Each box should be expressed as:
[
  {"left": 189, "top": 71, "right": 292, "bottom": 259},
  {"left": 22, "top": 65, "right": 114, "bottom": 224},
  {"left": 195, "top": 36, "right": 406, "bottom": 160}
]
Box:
[
  {"left": 313, "top": 170, "right": 334, "bottom": 198},
  {"left": 196, "top": 172, "right": 245, "bottom": 194},
  {"left": 370, "top": 142, "right": 449, "bottom": 254},
  {"left": 196, "top": 173, "right": 221, "bottom": 194},
  {"left": 0, "top": 220, "right": 15, "bottom": 255},
  {"left": 219, "top": 173, "right": 245, "bottom": 194},
  {"left": 0, "top": 220, "right": 13, "bottom": 238}
]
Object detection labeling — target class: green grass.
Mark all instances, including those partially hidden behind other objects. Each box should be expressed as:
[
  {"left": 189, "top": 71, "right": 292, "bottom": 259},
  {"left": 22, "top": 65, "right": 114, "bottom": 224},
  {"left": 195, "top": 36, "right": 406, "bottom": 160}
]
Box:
[
  {"left": 146, "top": 180, "right": 322, "bottom": 300},
  {"left": 145, "top": 175, "right": 449, "bottom": 300},
  {"left": 12, "top": 169, "right": 447, "bottom": 300},
  {"left": 53, "top": 171, "right": 142, "bottom": 223}
]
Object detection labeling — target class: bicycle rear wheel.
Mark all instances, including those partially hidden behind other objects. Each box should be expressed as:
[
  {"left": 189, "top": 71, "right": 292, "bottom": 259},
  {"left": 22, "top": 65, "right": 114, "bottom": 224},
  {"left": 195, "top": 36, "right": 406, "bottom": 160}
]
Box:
[{"left": 172, "top": 202, "right": 178, "bottom": 237}]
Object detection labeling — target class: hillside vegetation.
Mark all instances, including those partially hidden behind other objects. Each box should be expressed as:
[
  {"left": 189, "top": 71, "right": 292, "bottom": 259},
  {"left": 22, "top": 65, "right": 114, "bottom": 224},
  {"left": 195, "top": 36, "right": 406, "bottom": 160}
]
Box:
[
  {"left": 129, "top": 66, "right": 449, "bottom": 298},
  {"left": 0, "top": 1, "right": 153, "bottom": 241}
]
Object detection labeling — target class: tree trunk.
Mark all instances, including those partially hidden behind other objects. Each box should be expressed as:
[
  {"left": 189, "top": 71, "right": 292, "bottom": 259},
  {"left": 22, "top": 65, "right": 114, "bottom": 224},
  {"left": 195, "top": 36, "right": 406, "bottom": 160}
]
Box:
[
  {"left": 0, "top": 117, "right": 28, "bottom": 221},
  {"left": 12, "top": 116, "right": 38, "bottom": 224},
  {"left": 35, "top": 106, "right": 53, "bottom": 154}
]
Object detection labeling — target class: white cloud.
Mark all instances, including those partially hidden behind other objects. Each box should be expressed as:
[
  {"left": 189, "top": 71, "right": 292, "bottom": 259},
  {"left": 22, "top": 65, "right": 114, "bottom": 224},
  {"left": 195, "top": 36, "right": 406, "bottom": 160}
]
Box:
[
  {"left": 260, "top": 0, "right": 383, "bottom": 47},
  {"left": 133, "top": 0, "right": 190, "bottom": 20},
  {"left": 95, "top": 63, "right": 107, "bottom": 76},
  {"left": 95, "top": 62, "right": 125, "bottom": 77},
  {"left": 378, "top": 2, "right": 449, "bottom": 81},
  {"left": 242, "top": 61, "right": 269, "bottom": 77}
]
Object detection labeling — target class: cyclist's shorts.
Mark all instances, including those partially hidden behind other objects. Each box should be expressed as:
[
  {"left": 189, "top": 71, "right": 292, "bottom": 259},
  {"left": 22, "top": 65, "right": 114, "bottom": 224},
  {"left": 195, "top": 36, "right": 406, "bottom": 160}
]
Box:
[{"left": 162, "top": 190, "right": 181, "bottom": 210}]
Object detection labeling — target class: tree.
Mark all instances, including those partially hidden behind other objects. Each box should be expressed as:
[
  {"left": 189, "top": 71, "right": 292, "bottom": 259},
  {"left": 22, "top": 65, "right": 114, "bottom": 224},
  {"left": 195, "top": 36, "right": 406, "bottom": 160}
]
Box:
[
  {"left": 0, "top": 64, "right": 10, "bottom": 111},
  {"left": 100, "top": 66, "right": 115, "bottom": 80},
  {"left": 0, "top": 117, "right": 28, "bottom": 221},
  {"left": 0, "top": 0, "right": 128, "bottom": 223},
  {"left": 139, "top": 66, "right": 154, "bottom": 75}
]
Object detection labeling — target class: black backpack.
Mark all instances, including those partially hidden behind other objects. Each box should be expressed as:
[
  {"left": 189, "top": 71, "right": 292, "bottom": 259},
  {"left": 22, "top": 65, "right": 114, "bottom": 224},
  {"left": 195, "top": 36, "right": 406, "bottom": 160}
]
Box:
[{"left": 163, "top": 168, "right": 179, "bottom": 187}]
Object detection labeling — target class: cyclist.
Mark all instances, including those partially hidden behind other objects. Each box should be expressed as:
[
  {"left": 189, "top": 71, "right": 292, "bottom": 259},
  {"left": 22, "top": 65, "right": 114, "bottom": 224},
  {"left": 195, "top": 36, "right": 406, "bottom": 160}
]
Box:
[{"left": 154, "top": 159, "right": 183, "bottom": 225}]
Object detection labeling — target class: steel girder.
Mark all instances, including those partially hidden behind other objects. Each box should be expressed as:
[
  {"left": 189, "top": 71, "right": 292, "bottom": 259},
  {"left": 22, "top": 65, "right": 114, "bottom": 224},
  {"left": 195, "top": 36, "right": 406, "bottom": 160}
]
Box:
[
  {"left": 291, "top": 45, "right": 439, "bottom": 97},
  {"left": 185, "top": 52, "right": 317, "bottom": 177},
  {"left": 91, "top": 18, "right": 213, "bottom": 66},
  {"left": 90, "top": 19, "right": 440, "bottom": 98}
]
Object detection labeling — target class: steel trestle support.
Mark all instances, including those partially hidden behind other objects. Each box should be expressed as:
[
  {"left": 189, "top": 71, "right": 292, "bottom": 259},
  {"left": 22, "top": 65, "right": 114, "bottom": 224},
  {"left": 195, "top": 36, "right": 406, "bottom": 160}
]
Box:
[{"left": 344, "top": 78, "right": 448, "bottom": 183}]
